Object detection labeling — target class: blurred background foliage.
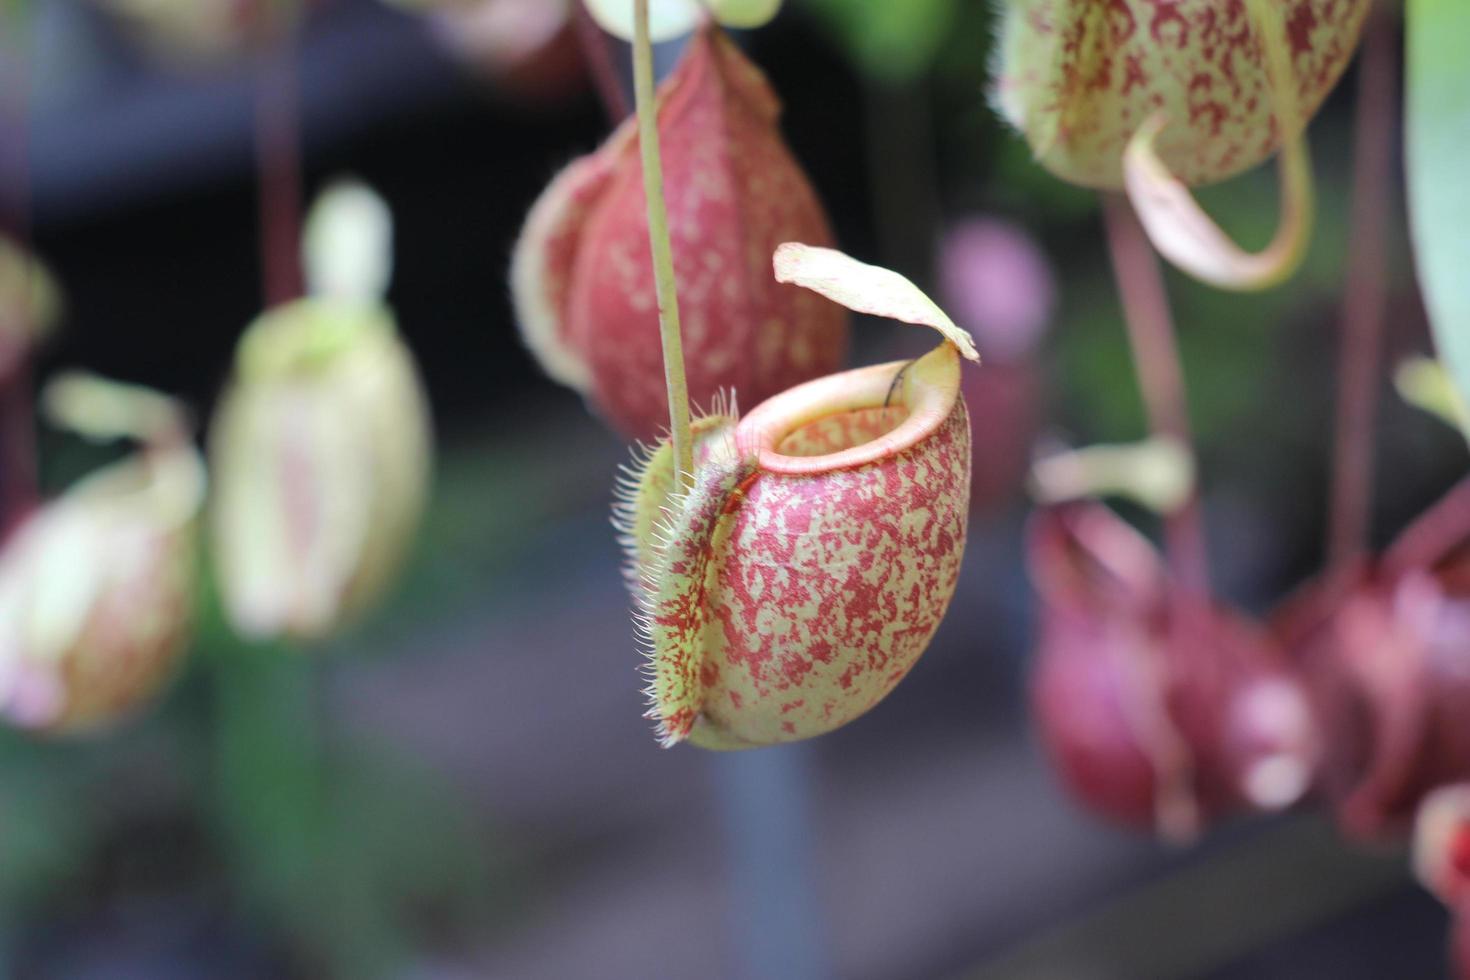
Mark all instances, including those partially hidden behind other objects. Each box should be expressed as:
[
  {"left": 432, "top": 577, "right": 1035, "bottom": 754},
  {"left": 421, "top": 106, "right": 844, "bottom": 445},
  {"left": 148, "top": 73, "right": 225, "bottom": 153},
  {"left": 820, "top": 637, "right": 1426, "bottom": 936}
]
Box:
[{"left": 0, "top": 1, "right": 1461, "bottom": 978}]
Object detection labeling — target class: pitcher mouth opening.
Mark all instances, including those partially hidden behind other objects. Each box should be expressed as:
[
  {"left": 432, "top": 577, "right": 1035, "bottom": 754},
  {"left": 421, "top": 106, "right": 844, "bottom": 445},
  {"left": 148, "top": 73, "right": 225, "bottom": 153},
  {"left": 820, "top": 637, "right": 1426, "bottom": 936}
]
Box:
[{"left": 735, "top": 344, "right": 961, "bottom": 476}]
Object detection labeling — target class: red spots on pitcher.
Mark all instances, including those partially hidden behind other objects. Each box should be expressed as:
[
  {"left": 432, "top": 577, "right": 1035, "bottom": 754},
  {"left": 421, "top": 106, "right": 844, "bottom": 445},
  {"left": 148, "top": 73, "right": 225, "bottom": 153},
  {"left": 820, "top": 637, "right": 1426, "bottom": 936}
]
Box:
[
  {"left": 1122, "top": 53, "right": 1148, "bottom": 95},
  {"left": 1186, "top": 68, "right": 1228, "bottom": 136},
  {"left": 992, "top": 0, "right": 1371, "bottom": 189},
  {"left": 619, "top": 301, "right": 977, "bottom": 748},
  {"left": 1144, "top": 0, "right": 1189, "bottom": 48},
  {"left": 1286, "top": 1, "right": 1318, "bottom": 58},
  {"left": 699, "top": 661, "right": 721, "bottom": 689},
  {"left": 696, "top": 403, "right": 971, "bottom": 743},
  {"left": 643, "top": 449, "right": 758, "bottom": 746},
  {"left": 1107, "top": 0, "right": 1138, "bottom": 45}
]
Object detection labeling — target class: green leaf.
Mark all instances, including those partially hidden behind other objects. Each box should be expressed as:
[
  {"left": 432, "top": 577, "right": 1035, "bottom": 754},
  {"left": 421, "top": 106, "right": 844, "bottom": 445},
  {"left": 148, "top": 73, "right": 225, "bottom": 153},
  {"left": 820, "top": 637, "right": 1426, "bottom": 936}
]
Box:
[
  {"left": 1408, "top": 0, "right": 1470, "bottom": 431},
  {"left": 797, "top": 0, "right": 957, "bottom": 82}
]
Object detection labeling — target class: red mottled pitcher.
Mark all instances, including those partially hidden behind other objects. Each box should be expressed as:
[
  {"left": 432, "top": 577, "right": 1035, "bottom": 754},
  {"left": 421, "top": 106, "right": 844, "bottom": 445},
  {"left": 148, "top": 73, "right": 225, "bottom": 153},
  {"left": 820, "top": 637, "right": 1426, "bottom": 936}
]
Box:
[
  {"left": 1280, "top": 513, "right": 1470, "bottom": 840},
  {"left": 1029, "top": 502, "right": 1318, "bottom": 837},
  {"left": 513, "top": 24, "right": 847, "bottom": 441},
  {"left": 992, "top": 0, "right": 1369, "bottom": 189},
  {"left": 617, "top": 245, "right": 978, "bottom": 748},
  {"left": 992, "top": 0, "right": 1369, "bottom": 290}
]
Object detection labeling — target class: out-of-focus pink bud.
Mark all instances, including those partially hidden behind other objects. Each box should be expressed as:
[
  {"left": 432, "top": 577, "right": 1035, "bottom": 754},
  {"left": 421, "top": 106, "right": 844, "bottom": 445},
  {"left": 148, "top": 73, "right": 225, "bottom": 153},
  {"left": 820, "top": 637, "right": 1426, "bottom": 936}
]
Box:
[
  {"left": 939, "top": 218, "right": 1053, "bottom": 365},
  {"left": 0, "top": 375, "right": 202, "bottom": 734},
  {"left": 1029, "top": 503, "right": 1318, "bottom": 838},
  {"left": 512, "top": 24, "right": 847, "bottom": 441}
]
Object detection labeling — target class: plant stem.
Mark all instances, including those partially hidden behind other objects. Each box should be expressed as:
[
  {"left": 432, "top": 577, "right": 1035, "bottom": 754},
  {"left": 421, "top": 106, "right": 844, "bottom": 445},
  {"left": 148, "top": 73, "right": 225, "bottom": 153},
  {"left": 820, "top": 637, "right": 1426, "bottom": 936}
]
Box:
[
  {"left": 0, "top": 12, "right": 37, "bottom": 538},
  {"left": 211, "top": 640, "right": 329, "bottom": 962},
  {"left": 0, "top": 362, "right": 36, "bottom": 539},
  {"left": 573, "top": 4, "right": 631, "bottom": 122},
  {"left": 1103, "top": 194, "right": 1211, "bottom": 596},
  {"left": 1327, "top": 13, "right": 1395, "bottom": 572},
  {"left": 255, "top": 17, "right": 305, "bottom": 309},
  {"left": 1384, "top": 473, "right": 1470, "bottom": 577},
  {"left": 632, "top": 0, "right": 693, "bottom": 486}
]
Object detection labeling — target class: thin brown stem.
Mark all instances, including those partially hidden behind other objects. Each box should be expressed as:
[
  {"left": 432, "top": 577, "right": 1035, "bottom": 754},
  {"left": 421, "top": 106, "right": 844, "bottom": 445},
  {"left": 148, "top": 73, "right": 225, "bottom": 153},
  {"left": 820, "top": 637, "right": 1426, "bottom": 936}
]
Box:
[
  {"left": 1384, "top": 474, "right": 1470, "bottom": 577},
  {"left": 1103, "top": 194, "right": 1211, "bottom": 596},
  {"left": 0, "top": 359, "right": 35, "bottom": 540},
  {"left": 1327, "top": 13, "right": 1396, "bottom": 572},
  {"left": 632, "top": 0, "right": 693, "bottom": 485},
  {"left": 254, "top": 21, "right": 305, "bottom": 309},
  {"left": 0, "top": 11, "right": 38, "bottom": 537},
  {"left": 573, "top": 4, "right": 631, "bottom": 122}
]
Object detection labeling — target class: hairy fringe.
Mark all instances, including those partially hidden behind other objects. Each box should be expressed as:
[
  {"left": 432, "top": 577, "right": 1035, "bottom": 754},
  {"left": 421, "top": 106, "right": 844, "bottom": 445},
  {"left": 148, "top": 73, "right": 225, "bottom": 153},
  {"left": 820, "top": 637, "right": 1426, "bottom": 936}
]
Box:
[{"left": 608, "top": 395, "right": 741, "bottom": 746}]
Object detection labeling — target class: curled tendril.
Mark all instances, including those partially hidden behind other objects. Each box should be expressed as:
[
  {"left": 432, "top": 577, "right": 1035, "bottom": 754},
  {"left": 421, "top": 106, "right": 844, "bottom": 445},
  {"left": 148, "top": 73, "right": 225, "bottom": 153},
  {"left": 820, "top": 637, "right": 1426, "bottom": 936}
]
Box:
[{"left": 1123, "top": 0, "right": 1314, "bottom": 292}]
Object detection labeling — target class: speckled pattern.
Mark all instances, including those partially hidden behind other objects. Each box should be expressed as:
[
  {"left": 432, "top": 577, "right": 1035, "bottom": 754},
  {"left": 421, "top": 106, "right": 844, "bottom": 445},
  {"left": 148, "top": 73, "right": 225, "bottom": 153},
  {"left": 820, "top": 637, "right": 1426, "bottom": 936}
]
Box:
[
  {"left": 613, "top": 408, "right": 740, "bottom": 598},
  {"left": 701, "top": 402, "right": 972, "bottom": 745},
  {"left": 53, "top": 514, "right": 195, "bottom": 732},
  {"left": 512, "top": 25, "right": 848, "bottom": 441},
  {"left": 993, "top": 0, "right": 1369, "bottom": 188},
  {"left": 645, "top": 440, "right": 758, "bottom": 745},
  {"left": 625, "top": 375, "right": 973, "bottom": 748},
  {"left": 510, "top": 147, "right": 621, "bottom": 392},
  {"left": 0, "top": 450, "right": 201, "bottom": 734}
]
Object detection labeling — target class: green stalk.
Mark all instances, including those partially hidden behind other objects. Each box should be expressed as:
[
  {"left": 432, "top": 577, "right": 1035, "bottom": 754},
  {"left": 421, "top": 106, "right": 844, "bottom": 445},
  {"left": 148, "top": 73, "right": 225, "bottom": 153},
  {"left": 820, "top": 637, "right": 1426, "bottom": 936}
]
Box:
[{"left": 632, "top": 0, "right": 694, "bottom": 487}]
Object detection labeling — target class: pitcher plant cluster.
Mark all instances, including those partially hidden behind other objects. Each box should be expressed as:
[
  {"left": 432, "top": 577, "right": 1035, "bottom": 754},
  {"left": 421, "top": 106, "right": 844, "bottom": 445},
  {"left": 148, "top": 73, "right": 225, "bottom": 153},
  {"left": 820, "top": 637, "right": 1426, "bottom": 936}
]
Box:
[
  {"left": 4, "top": 0, "right": 1470, "bottom": 969},
  {"left": 0, "top": 180, "right": 432, "bottom": 730}
]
